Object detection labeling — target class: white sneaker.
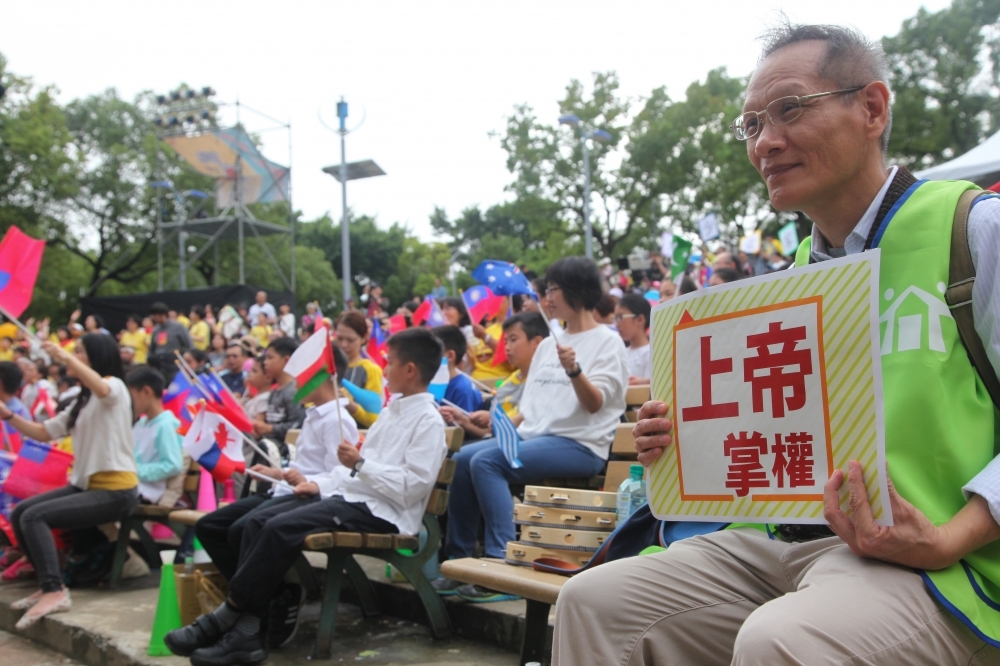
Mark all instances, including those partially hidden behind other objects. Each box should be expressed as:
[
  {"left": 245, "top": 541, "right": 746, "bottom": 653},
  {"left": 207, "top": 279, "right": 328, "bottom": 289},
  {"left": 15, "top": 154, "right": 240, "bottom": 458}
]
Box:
[{"left": 121, "top": 547, "right": 151, "bottom": 579}]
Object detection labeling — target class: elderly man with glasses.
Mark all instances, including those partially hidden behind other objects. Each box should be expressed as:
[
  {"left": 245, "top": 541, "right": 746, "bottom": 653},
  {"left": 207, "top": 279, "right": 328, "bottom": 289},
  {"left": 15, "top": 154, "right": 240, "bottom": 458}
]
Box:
[{"left": 552, "top": 22, "right": 1000, "bottom": 666}]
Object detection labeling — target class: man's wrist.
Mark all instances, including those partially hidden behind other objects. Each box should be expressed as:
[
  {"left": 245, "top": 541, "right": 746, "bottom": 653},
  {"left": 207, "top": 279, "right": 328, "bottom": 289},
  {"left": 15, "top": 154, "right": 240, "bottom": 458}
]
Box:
[{"left": 566, "top": 363, "right": 582, "bottom": 378}]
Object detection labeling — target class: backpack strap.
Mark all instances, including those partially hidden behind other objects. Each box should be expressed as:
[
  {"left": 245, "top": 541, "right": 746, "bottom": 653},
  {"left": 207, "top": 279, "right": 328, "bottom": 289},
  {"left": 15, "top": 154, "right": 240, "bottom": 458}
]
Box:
[{"left": 945, "top": 189, "right": 1000, "bottom": 410}]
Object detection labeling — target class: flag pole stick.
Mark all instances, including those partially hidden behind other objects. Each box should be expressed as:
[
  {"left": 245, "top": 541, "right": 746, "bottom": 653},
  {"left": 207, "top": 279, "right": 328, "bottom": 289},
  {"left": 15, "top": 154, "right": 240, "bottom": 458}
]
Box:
[
  {"left": 457, "top": 368, "right": 494, "bottom": 393},
  {"left": 175, "top": 353, "right": 281, "bottom": 469},
  {"left": 0, "top": 305, "right": 39, "bottom": 342}
]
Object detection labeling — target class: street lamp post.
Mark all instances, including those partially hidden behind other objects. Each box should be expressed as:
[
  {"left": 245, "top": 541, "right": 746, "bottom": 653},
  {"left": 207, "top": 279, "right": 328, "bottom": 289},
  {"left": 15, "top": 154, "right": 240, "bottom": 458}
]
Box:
[
  {"left": 558, "top": 115, "right": 611, "bottom": 260},
  {"left": 337, "top": 100, "right": 350, "bottom": 309},
  {"left": 321, "top": 98, "right": 386, "bottom": 310}
]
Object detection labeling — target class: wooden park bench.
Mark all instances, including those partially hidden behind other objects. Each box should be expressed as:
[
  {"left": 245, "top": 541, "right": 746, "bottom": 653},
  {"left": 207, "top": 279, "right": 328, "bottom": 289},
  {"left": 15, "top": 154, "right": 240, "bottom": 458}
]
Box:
[
  {"left": 437, "top": 402, "right": 646, "bottom": 666},
  {"left": 109, "top": 457, "right": 204, "bottom": 587},
  {"left": 301, "top": 425, "right": 465, "bottom": 658},
  {"left": 441, "top": 557, "right": 569, "bottom": 666}
]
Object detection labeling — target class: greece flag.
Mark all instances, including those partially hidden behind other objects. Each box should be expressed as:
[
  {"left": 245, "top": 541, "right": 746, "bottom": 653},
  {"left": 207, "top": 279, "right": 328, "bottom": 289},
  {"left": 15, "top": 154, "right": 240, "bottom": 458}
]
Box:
[{"left": 490, "top": 401, "right": 522, "bottom": 469}]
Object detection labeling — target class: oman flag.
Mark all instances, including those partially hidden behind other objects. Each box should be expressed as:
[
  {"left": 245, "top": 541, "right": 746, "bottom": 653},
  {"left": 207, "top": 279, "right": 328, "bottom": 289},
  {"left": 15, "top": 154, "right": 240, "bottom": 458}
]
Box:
[{"left": 285, "top": 325, "right": 336, "bottom": 403}]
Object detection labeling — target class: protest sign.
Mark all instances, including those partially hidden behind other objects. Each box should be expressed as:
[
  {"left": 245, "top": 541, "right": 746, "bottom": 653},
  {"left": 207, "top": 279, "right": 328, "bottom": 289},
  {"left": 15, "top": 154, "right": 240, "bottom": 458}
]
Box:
[
  {"left": 647, "top": 251, "right": 890, "bottom": 525},
  {"left": 698, "top": 213, "right": 720, "bottom": 241}
]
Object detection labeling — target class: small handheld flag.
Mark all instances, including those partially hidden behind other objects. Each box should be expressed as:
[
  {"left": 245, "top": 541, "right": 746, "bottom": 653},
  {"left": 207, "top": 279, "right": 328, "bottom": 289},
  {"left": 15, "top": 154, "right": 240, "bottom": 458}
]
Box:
[
  {"left": 429, "top": 357, "right": 449, "bottom": 401},
  {"left": 366, "top": 319, "right": 387, "bottom": 369},
  {"left": 284, "top": 325, "right": 336, "bottom": 403},
  {"left": 471, "top": 260, "right": 536, "bottom": 298},
  {"left": 490, "top": 401, "right": 522, "bottom": 469},
  {"left": 462, "top": 285, "right": 505, "bottom": 325},
  {"left": 491, "top": 331, "right": 508, "bottom": 367},
  {"left": 182, "top": 409, "right": 246, "bottom": 482}
]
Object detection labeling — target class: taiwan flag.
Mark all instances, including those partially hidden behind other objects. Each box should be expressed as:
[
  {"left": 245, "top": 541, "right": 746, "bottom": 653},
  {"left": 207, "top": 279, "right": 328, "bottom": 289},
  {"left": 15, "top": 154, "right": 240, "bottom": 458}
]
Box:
[
  {"left": 201, "top": 371, "right": 254, "bottom": 433},
  {"left": 182, "top": 409, "right": 246, "bottom": 482},
  {"left": 366, "top": 319, "right": 387, "bottom": 369},
  {"left": 0, "top": 226, "right": 45, "bottom": 319},
  {"left": 412, "top": 297, "right": 447, "bottom": 327},
  {"left": 462, "top": 285, "right": 505, "bottom": 325},
  {"left": 163, "top": 371, "right": 205, "bottom": 431}
]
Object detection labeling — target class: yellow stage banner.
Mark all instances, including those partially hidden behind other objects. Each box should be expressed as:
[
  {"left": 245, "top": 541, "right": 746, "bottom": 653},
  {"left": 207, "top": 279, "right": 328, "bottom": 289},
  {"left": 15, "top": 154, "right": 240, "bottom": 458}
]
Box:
[{"left": 648, "top": 251, "right": 890, "bottom": 525}]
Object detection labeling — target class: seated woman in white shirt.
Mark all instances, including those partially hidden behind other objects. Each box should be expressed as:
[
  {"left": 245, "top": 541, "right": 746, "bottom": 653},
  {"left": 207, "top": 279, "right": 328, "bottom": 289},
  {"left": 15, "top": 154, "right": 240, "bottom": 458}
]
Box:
[
  {"left": 440, "top": 256, "right": 630, "bottom": 601},
  {"left": 615, "top": 293, "right": 652, "bottom": 384}
]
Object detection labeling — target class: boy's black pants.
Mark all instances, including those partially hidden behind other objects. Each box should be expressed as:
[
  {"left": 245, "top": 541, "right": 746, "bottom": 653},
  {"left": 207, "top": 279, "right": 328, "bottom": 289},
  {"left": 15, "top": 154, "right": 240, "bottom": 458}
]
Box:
[{"left": 227, "top": 495, "right": 396, "bottom": 615}]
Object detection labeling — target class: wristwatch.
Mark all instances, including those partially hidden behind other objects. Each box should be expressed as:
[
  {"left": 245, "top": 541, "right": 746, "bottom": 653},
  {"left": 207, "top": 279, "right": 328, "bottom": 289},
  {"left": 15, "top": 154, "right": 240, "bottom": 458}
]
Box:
[
  {"left": 353, "top": 458, "right": 366, "bottom": 474},
  {"left": 566, "top": 363, "right": 582, "bottom": 379}
]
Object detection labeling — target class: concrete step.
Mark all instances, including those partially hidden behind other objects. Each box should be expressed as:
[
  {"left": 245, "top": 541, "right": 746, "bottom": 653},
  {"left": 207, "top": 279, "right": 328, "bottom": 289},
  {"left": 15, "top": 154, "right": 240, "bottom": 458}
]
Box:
[{"left": 0, "top": 559, "right": 533, "bottom": 665}]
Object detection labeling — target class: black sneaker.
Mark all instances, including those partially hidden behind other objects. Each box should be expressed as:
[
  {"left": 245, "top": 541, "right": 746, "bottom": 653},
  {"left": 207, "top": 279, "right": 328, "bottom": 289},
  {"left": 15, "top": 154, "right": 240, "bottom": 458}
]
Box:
[
  {"left": 163, "top": 613, "right": 225, "bottom": 657},
  {"left": 430, "top": 577, "right": 463, "bottom": 596},
  {"left": 266, "top": 582, "right": 304, "bottom": 649},
  {"left": 190, "top": 628, "right": 267, "bottom": 666}
]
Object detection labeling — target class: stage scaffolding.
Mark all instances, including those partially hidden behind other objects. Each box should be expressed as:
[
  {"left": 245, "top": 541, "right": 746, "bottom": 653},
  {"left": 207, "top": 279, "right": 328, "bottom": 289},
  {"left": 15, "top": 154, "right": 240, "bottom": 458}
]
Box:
[{"left": 153, "top": 99, "right": 294, "bottom": 299}]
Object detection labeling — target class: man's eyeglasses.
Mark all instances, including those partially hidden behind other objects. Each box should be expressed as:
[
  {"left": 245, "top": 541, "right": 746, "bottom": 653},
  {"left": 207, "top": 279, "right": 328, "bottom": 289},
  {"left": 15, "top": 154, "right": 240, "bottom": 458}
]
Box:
[
  {"left": 544, "top": 286, "right": 562, "bottom": 297},
  {"left": 613, "top": 314, "right": 637, "bottom": 323},
  {"left": 730, "top": 85, "right": 866, "bottom": 141}
]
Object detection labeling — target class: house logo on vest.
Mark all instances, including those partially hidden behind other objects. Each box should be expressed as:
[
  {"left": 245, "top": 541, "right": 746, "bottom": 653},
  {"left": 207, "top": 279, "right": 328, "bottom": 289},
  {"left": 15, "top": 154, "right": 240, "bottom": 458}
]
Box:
[{"left": 879, "top": 282, "right": 951, "bottom": 355}]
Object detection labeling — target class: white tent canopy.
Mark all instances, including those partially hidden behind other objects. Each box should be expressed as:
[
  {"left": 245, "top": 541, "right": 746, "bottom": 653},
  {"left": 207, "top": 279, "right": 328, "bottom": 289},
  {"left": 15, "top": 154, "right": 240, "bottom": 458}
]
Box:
[{"left": 915, "top": 130, "right": 1000, "bottom": 186}]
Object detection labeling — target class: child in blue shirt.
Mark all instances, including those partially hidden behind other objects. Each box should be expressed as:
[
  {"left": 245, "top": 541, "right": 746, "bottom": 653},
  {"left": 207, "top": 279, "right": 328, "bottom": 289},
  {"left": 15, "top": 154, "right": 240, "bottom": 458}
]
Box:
[
  {"left": 0, "top": 362, "right": 34, "bottom": 450},
  {"left": 431, "top": 325, "right": 483, "bottom": 413},
  {"left": 126, "top": 366, "right": 184, "bottom": 507}
]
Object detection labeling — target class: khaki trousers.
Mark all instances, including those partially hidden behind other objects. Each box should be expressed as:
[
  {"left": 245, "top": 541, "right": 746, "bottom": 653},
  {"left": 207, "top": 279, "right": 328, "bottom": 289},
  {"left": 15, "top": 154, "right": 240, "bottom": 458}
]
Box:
[{"left": 553, "top": 528, "right": 1000, "bottom": 665}]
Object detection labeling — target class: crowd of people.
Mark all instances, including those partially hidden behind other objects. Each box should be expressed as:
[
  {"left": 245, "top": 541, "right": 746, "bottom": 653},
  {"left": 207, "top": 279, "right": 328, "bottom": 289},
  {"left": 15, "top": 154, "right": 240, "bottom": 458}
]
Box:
[{"left": 4, "top": 19, "right": 1000, "bottom": 666}]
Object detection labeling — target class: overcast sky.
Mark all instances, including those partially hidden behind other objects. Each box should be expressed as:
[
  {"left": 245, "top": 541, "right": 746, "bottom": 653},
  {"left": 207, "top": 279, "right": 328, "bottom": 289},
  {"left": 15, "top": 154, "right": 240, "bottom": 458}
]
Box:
[{"left": 5, "top": 0, "right": 948, "bottom": 241}]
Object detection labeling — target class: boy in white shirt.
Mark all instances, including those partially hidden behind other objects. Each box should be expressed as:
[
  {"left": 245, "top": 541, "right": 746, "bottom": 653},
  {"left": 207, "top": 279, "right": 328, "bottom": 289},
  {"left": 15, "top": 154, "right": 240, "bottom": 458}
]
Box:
[
  {"left": 167, "top": 328, "right": 446, "bottom": 666},
  {"left": 615, "top": 293, "right": 652, "bottom": 384}
]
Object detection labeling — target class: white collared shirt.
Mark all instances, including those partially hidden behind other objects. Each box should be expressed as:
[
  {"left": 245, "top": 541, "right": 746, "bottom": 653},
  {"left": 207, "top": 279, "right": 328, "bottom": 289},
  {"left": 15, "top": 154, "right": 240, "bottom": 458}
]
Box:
[
  {"left": 272, "top": 398, "right": 358, "bottom": 498},
  {"left": 808, "top": 168, "right": 1000, "bottom": 524},
  {"left": 315, "top": 392, "right": 447, "bottom": 536}
]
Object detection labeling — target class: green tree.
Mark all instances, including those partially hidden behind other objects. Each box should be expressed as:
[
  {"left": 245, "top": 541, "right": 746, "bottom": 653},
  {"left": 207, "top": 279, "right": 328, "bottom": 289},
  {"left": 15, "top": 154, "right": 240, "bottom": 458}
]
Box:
[
  {"left": 884, "top": 0, "right": 1000, "bottom": 168},
  {"left": 297, "top": 214, "right": 408, "bottom": 294},
  {"left": 429, "top": 195, "right": 577, "bottom": 273}
]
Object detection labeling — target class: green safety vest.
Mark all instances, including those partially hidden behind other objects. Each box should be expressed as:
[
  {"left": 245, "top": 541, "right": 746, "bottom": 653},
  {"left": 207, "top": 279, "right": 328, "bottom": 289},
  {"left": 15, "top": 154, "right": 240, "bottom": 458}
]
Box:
[{"left": 794, "top": 179, "right": 1000, "bottom": 646}]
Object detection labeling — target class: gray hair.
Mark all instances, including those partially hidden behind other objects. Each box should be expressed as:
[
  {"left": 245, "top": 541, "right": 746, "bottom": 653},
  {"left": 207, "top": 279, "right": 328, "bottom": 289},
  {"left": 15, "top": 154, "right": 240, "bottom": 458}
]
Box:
[{"left": 759, "top": 21, "right": 893, "bottom": 152}]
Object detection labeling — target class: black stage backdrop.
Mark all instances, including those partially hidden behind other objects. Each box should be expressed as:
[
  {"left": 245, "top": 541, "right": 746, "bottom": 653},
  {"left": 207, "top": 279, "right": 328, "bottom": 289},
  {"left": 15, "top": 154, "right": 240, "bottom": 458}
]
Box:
[{"left": 81, "top": 285, "right": 294, "bottom": 334}]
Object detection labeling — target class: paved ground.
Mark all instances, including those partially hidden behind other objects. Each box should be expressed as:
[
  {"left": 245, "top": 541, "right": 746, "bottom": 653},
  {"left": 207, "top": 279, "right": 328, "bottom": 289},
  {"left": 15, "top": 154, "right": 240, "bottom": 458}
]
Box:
[
  {"left": 0, "top": 629, "right": 84, "bottom": 666},
  {"left": 0, "top": 577, "right": 518, "bottom": 666}
]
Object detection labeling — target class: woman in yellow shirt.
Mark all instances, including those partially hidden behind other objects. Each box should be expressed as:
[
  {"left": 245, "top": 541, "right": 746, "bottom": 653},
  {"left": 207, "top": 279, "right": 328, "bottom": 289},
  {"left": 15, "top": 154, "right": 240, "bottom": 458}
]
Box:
[
  {"left": 250, "top": 312, "right": 272, "bottom": 349},
  {"left": 335, "top": 312, "right": 383, "bottom": 428},
  {"left": 119, "top": 315, "right": 150, "bottom": 365}
]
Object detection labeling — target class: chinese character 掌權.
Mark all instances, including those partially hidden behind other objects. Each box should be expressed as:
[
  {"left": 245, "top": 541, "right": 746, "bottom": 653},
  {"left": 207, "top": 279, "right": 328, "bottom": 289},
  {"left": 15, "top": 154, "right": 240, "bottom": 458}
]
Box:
[
  {"left": 724, "top": 431, "right": 770, "bottom": 497},
  {"left": 743, "top": 322, "right": 813, "bottom": 418}
]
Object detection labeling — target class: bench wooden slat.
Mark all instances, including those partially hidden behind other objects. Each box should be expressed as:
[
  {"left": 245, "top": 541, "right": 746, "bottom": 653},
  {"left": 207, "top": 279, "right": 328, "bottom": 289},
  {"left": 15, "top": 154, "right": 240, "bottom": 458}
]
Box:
[
  {"left": 624, "top": 409, "right": 639, "bottom": 423},
  {"left": 605, "top": 460, "right": 642, "bottom": 492},
  {"left": 363, "top": 534, "right": 394, "bottom": 549},
  {"left": 133, "top": 504, "right": 174, "bottom": 518},
  {"left": 445, "top": 427, "right": 465, "bottom": 453},
  {"left": 611, "top": 423, "right": 639, "bottom": 457},
  {"left": 426, "top": 489, "right": 449, "bottom": 516},
  {"left": 169, "top": 509, "right": 208, "bottom": 527},
  {"left": 285, "top": 429, "right": 300, "bottom": 445},
  {"left": 440, "top": 558, "right": 567, "bottom": 606},
  {"left": 334, "top": 532, "right": 363, "bottom": 548},
  {"left": 393, "top": 534, "right": 419, "bottom": 551},
  {"left": 303, "top": 533, "right": 335, "bottom": 550},
  {"left": 625, "top": 385, "right": 650, "bottom": 407},
  {"left": 437, "top": 457, "right": 457, "bottom": 484}
]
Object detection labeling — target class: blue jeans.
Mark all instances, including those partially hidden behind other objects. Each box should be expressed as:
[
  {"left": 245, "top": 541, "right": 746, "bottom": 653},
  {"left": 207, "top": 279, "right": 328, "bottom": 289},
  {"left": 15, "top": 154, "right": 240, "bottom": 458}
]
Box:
[{"left": 446, "top": 436, "right": 605, "bottom": 559}]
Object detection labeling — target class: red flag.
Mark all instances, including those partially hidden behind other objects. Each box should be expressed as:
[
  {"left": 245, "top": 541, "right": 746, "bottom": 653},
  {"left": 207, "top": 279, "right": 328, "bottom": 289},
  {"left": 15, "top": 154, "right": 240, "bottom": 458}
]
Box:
[
  {"left": 412, "top": 299, "right": 432, "bottom": 326},
  {"left": 491, "top": 331, "right": 509, "bottom": 367},
  {"left": 0, "top": 227, "right": 45, "bottom": 318},
  {"left": 204, "top": 396, "right": 253, "bottom": 434},
  {"left": 388, "top": 315, "right": 408, "bottom": 334}
]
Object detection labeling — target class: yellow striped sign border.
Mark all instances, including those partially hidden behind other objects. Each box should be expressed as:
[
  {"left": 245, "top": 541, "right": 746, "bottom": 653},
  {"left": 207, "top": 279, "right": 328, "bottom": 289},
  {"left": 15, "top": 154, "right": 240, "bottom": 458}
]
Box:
[{"left": 648, "top": 251, "right": 889, "bottom": 525}]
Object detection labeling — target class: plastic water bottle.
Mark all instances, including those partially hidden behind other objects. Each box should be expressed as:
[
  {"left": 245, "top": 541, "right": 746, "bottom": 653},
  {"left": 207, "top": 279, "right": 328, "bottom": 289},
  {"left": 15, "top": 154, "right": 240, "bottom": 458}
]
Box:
[{"left": 616, "top": 464, "right": 647, "bottom": 524}]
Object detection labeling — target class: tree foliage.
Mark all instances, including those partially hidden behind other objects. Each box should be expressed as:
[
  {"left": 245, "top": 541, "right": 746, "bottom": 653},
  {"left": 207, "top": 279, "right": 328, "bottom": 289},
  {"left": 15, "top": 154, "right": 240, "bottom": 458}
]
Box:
[{"left": 884, "top": 0, "right": 1000, "bottom": 167}]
